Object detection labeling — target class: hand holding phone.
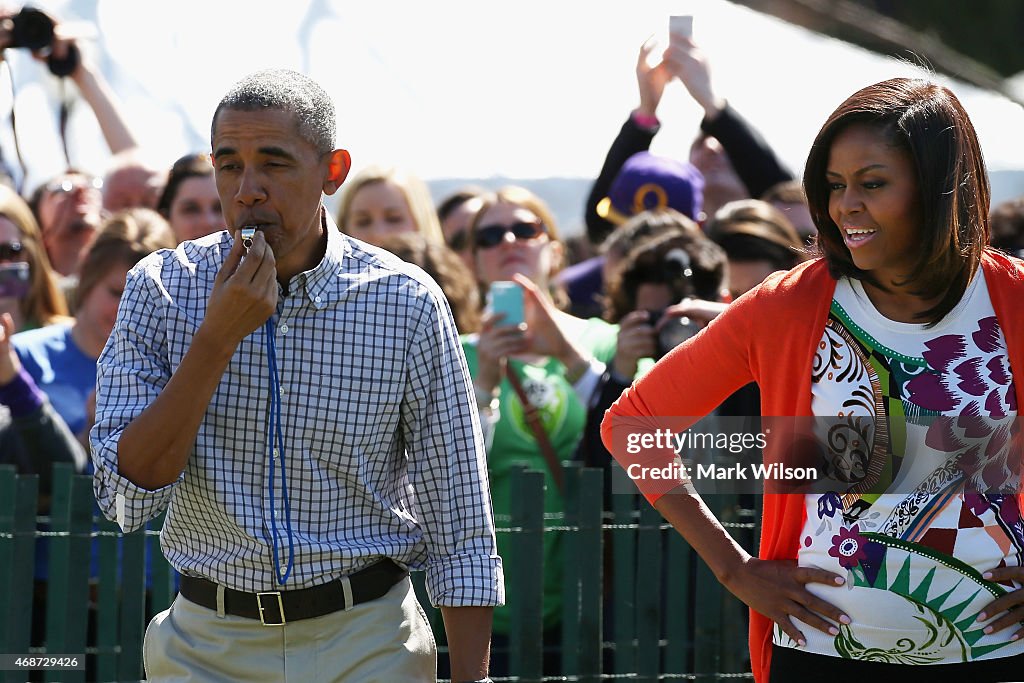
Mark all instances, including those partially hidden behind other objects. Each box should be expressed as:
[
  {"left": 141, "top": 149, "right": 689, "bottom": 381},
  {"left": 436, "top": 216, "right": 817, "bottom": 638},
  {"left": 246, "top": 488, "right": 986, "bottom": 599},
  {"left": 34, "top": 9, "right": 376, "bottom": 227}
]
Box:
[{"left": 488, "top": 281, "right": 524, "bottom": 327}]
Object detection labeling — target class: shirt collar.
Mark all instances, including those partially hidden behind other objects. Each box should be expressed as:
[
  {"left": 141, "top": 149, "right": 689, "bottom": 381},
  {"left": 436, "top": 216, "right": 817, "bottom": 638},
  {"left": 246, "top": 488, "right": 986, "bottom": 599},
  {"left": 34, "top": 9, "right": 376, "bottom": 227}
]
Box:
[{"left": 294, "top": 208, "right": 350, "bottom": 309}]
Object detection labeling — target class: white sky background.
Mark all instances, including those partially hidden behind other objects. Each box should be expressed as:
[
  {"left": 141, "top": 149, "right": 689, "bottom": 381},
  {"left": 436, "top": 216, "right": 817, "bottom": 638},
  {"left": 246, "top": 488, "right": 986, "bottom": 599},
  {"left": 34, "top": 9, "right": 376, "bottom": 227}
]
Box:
[{"left": 2, "top": 0, "right": 1023, "bottom": 232}]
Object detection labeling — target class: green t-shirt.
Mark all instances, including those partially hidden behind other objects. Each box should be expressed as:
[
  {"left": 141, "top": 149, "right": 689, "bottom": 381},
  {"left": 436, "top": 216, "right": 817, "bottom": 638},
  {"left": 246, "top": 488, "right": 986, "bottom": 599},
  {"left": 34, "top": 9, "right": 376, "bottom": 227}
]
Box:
[{"left": 462, "top": 316, "right": 619, "bottom": 633}]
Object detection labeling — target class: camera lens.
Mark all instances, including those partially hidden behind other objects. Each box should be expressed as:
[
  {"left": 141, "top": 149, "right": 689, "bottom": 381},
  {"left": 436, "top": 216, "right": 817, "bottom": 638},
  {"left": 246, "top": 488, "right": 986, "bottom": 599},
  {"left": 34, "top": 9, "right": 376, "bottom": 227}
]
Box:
[
  {"left": 9, "top": 8, "right": 55, "bottom": 51},
  {"left": 657, "top": 316, "right": 701, "bottom": 358},
  {"left": 47, "top": 42, "right": 80, "bottom": 77}
]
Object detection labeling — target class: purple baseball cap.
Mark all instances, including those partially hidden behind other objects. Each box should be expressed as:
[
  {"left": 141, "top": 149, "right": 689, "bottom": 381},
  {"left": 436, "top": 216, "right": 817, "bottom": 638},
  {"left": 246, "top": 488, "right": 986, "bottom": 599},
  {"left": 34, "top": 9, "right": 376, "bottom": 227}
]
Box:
[{"left": 596, "top": 151, "right": 705, "bottom": 224}]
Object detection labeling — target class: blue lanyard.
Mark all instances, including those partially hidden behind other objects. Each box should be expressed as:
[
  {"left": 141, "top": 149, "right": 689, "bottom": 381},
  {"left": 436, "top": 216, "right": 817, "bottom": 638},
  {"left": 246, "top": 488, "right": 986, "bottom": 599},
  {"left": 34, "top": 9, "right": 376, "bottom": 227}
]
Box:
[{"left": 265, "top": 317, "right": 294, "bottom": 585}]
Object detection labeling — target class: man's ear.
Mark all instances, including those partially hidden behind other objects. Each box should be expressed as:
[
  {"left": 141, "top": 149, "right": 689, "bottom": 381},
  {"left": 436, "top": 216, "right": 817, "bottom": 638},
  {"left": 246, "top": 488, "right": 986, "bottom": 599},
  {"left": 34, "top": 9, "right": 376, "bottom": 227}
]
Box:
[{"left": 323, "top": 149, "right": 351, "bottom": 196}]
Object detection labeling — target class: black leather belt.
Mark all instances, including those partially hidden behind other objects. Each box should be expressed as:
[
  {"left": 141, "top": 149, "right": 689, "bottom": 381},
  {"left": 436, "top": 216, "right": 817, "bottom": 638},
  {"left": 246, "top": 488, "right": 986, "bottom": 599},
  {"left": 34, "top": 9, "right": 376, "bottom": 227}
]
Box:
[{"left": 178, "top": 559, "right": 408, "bottom": 625}]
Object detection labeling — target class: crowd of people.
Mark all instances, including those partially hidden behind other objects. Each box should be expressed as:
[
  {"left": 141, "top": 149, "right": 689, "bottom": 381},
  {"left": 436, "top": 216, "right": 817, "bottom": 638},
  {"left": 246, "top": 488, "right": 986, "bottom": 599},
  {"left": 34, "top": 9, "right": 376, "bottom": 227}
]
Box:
[{"left": 2, "top": 6, "right": 1024, "bottom": 683}]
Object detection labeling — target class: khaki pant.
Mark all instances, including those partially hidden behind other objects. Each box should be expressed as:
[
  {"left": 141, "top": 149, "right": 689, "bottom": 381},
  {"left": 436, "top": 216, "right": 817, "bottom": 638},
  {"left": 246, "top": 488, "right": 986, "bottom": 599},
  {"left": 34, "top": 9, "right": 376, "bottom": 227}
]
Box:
[{"left": 143, "top": 577, "right": 436, "bottom": 682}]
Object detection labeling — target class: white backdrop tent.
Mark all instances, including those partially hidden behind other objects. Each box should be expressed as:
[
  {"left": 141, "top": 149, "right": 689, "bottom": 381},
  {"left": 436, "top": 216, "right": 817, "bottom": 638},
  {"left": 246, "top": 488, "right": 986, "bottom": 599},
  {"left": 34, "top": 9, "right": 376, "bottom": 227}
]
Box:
[{"left": 1, "top": 0, "right": 1022, "bottom": 237}]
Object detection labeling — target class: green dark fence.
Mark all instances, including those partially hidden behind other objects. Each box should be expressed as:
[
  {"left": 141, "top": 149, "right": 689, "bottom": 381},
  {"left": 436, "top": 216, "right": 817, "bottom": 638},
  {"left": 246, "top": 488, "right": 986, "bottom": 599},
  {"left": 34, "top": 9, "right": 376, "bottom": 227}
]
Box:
[
  {"left": 425, "top": 463, "right": 759, "bottom": 682},
  {"left": 0, "top": 463, "right": 758, "bottom": 682}
]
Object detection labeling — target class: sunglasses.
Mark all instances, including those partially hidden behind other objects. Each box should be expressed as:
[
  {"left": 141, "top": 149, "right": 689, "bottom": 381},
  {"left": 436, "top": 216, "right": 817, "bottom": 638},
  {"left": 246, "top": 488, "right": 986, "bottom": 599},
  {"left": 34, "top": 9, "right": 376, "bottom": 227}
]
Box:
[
  {"left": 0, "top": 241, "right": 24, "bottom": 261},
  {"left": 45, "top": 176, "right": 103, "bottom": 194},
  {"left": 474, "top": 221, "right": 547, "bottom": 249}
]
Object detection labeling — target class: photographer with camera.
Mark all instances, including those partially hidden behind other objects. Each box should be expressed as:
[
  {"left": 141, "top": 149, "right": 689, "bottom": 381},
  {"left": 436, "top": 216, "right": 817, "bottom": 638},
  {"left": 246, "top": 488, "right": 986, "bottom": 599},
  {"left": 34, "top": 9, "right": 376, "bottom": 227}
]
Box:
[
  {"left": 0, "top": 6, "right": 137, "bottom": 158},
  {"left": 1, "top": 6, "right": 139, "bottom": 285},
  {"left": 575, "top": 209, "right": 729, "bottom": 482}
]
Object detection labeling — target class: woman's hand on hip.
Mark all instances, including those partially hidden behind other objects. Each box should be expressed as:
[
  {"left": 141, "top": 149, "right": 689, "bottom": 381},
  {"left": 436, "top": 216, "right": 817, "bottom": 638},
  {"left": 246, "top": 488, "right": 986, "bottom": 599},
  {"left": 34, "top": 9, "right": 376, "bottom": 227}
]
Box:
[
  {"left": 978, "top": 566, "right": 1024, "bottom": 641},
  {"left": 722, "top": 557, "right": 850, "bottom": 646}
]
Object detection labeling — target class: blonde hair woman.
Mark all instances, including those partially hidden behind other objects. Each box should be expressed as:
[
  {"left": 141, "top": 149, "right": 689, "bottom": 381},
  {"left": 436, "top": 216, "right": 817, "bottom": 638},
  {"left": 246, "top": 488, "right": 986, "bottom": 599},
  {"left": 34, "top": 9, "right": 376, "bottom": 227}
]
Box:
[
  {"left": 13, "top": 208, "right": 176, "bottom": 441},
  {"left": 0, "top": 184, "right": 69, "bottom": 332},
  {"left": 335, "top": 165, "right": 444, "bottom": 246}
]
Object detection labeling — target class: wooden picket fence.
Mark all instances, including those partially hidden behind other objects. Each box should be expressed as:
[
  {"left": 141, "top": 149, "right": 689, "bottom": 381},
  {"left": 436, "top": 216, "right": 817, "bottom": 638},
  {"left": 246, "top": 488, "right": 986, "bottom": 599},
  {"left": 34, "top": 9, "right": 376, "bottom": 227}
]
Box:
[{"left": 0, "top": 463, "right": 757, "bottom": 682}]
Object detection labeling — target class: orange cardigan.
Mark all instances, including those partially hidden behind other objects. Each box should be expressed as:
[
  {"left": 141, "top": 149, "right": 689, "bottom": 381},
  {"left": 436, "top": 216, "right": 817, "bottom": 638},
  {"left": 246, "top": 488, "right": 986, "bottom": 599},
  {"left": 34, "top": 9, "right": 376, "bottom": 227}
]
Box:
[{"left": 601, "top": 250, "right": 1024, "bottom": 683}]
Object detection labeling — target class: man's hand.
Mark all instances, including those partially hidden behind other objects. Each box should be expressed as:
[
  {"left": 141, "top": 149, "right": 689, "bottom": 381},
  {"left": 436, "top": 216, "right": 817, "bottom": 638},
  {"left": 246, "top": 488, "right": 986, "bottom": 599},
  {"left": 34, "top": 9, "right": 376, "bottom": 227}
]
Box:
[
  {"left": 613, "top": 310, "right": 657, "bottom": 379},
  {"left": 441, "top": 606, "right": 493, "bottom": 682},
  {"left": 116, "top": 230, "right": 278, "bottom": 490},
  {"left": 200, "top": 230, "right": 278, "bottom": 352}
]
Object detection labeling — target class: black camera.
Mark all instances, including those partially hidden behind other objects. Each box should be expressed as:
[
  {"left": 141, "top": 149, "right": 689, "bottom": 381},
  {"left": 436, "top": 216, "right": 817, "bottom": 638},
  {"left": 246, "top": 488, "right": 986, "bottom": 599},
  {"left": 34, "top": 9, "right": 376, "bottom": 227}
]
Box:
[
  {"left": 8, "top": 7, "right": 54, "bottom": 50},
  {"left": 649, "top": 309, "right": 702, "bottom": 359},
  {"left": 4, "top": 7, "right": 79, "bottom": 76}
]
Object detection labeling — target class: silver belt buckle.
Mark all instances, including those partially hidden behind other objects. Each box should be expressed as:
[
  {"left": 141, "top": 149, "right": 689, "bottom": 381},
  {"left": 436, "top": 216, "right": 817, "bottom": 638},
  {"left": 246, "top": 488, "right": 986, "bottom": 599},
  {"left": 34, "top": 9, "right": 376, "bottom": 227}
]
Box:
[{"left": 256, "top": 591, "right": 285, "bottom": 626}]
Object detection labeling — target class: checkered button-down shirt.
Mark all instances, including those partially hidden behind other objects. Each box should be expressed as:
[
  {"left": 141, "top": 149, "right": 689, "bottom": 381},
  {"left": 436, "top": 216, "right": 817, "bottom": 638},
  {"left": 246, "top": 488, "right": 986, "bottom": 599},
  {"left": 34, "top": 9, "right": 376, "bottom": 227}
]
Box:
[{"left": 91, "top": 212, "right": 504, "bottom": 606}]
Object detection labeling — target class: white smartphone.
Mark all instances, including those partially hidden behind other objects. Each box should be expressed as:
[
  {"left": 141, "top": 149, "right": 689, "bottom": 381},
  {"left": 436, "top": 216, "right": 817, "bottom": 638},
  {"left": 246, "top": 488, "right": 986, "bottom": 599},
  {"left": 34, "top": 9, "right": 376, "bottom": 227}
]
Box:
[
  {"left": 488, "top": 281, "right": 524, "bottom": 326},
  {"left": 670, "top": 15, "right": 693, "bottom": 39}
]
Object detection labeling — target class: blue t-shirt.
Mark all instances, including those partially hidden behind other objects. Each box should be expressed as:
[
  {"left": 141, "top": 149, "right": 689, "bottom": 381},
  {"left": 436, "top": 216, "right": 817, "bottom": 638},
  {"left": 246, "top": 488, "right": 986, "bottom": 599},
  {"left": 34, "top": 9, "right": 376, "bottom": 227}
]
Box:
[
  {"left": 11, "top": 323, "right": 173, "bottom": 589},
  {"left": 13, "top": 323, "right": 96, "bottom": 437}
]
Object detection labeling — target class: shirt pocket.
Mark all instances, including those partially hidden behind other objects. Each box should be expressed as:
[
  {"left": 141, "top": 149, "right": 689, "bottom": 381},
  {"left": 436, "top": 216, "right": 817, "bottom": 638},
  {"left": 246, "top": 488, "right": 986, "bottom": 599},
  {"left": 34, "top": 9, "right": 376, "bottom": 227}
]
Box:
[{"left": 306, "top": 377, "right": 405, "bottom": 472}]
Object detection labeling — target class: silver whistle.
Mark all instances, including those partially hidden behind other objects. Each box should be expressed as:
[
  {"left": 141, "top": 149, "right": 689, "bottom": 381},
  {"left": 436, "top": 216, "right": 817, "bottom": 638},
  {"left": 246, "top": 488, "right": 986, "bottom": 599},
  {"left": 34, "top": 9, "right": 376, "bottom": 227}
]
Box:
[{"left": 241, "top": 226, "right": 257, "bottom": 250}]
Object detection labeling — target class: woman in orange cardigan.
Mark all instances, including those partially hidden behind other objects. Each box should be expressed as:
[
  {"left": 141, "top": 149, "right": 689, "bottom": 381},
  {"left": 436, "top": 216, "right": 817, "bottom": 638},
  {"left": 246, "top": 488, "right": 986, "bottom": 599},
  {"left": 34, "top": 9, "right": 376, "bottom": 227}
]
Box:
[{"left": 602, "top": 77, "right": 1024, "bottom": 682}]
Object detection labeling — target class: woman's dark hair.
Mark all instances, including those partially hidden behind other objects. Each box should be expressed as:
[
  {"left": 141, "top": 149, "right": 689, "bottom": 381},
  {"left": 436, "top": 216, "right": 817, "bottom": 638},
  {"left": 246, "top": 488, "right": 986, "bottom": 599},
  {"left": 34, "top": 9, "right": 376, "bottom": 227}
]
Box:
[
  {"left": 156, "top": 153, "right": 215, "bottom": 217},
  {"left": 989, "top": 197, "right": 1024, "bottom": 254},
  {"left": 375, "top": 232, "right": 481, "bottom": 334},
  {"left": 436, "top": 185, "right": 488, "bottom": 224},
  {"left": 605, "top": 229, "right": 727, "bottom": 323},
  {"left": 803, "top": 78, "right": 989, "bottom": 325},
  {"left": 705, "top": 199, "right": 806, "bottom": 271},
  {"left": 761, "top": 179, "right": 806, "bottom": 205},
  {"left": 601, "top": 208, "right": 702, "bottom": 261}
]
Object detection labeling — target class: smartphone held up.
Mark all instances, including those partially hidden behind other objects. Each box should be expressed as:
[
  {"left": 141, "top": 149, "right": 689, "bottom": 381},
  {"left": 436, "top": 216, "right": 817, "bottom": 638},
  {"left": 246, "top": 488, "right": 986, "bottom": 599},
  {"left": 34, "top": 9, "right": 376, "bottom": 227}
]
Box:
[
  {"left": 642, "top": 14, "right": 693, "bottom": 68},
  {"left": 669, "top": 15, "right": 693, "bottom": 40},
  {"left": 487, "top": 281, "right": 524, "bottom": 327}
]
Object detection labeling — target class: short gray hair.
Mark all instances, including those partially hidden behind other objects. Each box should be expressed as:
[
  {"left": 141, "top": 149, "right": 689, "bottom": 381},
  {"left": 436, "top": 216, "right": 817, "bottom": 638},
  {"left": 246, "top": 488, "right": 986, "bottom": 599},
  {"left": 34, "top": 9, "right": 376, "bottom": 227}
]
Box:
[{"left": 212, "top": 69, "right": 336, "bottom": 155}]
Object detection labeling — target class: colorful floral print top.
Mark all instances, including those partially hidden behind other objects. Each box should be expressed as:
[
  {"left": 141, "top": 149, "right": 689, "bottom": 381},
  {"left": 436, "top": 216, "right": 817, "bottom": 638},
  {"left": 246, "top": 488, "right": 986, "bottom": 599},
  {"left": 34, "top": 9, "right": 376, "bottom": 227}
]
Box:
[{"left": 772, "top": 272, "right": 1024, "bottom": 664}]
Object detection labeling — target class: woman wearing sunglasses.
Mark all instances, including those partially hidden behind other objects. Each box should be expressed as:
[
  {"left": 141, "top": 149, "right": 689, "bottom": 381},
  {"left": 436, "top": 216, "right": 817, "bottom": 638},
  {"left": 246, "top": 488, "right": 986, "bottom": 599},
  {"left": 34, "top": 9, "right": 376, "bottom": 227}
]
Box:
[
  {"left": 13, "top": 208, "right": 176, "bottom": 446},
  {"left": 0, "top": 185, "right": 81, "bottom": 495},
  {"left": 0, "top": 185, "right": 70, "bottom": 334},
  {"left": 460, "top": 186, "right": 620, "bottom": 673}
]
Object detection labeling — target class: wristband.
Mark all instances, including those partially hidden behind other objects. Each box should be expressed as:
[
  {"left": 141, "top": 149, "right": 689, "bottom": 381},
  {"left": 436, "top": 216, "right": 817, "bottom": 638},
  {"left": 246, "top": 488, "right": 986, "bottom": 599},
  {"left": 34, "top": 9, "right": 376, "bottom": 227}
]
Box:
[
  {"left": 565, "top": 356, "right": 597, "bottom": 385},
  {"left": 631, "top": 110, "right": 660, "bottom": 130}
]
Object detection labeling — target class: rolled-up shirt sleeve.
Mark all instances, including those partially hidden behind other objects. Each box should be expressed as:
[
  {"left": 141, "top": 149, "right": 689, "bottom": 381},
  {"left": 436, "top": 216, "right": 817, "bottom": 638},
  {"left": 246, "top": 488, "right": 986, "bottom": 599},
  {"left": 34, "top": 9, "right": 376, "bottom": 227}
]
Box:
[
  {"left": 401, "top": 282, "right": 504, "bottom": 608},
  {"left": 90, "top": 256, "right": 181, "bottom": 532}
]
